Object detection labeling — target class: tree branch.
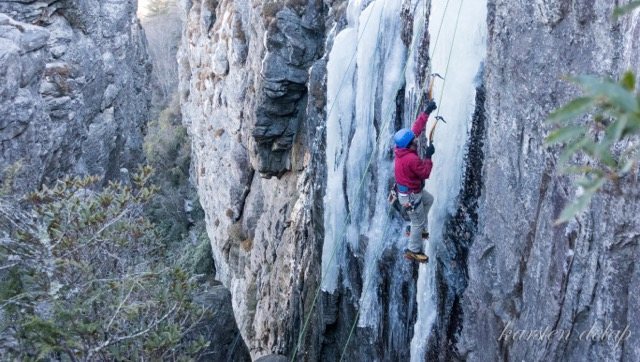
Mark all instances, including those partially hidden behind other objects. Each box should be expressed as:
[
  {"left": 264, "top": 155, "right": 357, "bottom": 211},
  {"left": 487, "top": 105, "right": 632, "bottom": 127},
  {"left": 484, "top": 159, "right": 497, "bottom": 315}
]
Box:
[
  {"left": 106, "top": 283, "right": 136, "bottom": 331},
  {"left": 60, "top": 207, "right": 132, "bottom": 258},
  {"left": 87, "top": 303, "right": 179, "bottom": 359}
]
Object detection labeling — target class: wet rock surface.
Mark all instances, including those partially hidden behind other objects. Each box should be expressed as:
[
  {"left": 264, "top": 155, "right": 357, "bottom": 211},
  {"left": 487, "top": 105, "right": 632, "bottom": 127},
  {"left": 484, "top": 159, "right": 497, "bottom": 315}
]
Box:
[{"left": 0, "top": 1, "right": 151, "bottom": 191}]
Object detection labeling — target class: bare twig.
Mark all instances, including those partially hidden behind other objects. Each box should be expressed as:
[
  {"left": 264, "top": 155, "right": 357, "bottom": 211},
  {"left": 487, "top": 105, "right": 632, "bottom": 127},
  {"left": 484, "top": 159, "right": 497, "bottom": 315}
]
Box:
[
  {"left": 106, "top": 283, "right": 136, "bottom": 331},
  {"left": 87, "top": 303, "right": 179, "bottom": 359}
]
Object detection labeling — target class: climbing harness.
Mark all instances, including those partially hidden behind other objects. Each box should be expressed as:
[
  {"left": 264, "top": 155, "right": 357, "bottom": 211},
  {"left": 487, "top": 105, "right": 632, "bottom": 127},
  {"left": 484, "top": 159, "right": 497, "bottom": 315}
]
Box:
[
  {"left": 291, "top": 0, "right": 466, "bottom": 359},
  {"left": 338, "top": 0, "right": 467, "bottom": 359},
  {"left": 401, "top": 195, "right": 422, "bottom": 213},
  {"left": 390, "top": 183, "right": 423, "bottom": 211}
]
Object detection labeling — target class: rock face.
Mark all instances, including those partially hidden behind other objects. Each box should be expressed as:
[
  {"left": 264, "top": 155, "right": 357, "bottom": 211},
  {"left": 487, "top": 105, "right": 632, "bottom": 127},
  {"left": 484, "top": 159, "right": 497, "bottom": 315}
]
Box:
[
  {"left": 253, "top": 3, "right": 323, "bottom": 177},
  {"left": 0, "top": 1, "right": 151, "bottom": 191},
  {"left": 180, "top": 0, "right": 426, "bottom": 358},
  {"left": 178, "top": 0, "right": 326, "bottom": 358},
  {"left": 196, "top": 284, "right": 252, "bottom": 361},
  {"left": 457, "top": 1, "right": 640, "bottom": 361},
  {"left": 180, "top": 0, "right": 640, "bottom": 360}
]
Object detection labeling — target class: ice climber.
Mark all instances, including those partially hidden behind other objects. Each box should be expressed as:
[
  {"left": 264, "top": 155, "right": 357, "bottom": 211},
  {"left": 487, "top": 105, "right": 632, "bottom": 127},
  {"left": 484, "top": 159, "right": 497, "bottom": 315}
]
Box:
[{"left": 393, "top": 100, "right": 437, "bottom": 263}]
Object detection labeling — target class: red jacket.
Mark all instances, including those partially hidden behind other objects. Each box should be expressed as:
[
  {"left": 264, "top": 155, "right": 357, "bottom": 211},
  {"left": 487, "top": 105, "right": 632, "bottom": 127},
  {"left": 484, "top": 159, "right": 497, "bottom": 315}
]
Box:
[{"left": 394, "top": 112, "right": 433, "bottom": 193}]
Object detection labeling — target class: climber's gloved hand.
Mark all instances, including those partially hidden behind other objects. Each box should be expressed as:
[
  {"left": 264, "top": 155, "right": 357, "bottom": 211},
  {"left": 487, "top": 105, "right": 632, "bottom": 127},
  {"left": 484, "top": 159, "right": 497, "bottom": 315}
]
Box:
[
  {"left": 424, "top": 100, "right": 437, "bottom": 114},
  {"left": 425, "top": 143, "right": 435, "bottom": 158}
]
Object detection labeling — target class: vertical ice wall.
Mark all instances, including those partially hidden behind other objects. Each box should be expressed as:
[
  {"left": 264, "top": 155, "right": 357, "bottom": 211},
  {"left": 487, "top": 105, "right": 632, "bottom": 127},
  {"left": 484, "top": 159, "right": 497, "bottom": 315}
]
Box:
[
  {"left": 323, "top": 0, "right": 406, "bottom": 297},
  {"left": 323, "top": 0, "right": 486, "bottom": 357},
  {"left": 410, "top": 0, "right": 487, "bottom": 359}
]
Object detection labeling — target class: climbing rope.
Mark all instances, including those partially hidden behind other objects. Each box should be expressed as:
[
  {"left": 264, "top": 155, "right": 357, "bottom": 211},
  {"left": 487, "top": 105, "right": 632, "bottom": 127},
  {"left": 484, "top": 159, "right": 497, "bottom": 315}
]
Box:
[
  {"left": 290, "top": 0, "right": 464, "bottom": 359},
  {"left": 415, "top": 0, "right": 451, "bottom": 113},
  {"left": 338, "top": 208, "right": 394, "bottom": 362},
  {"left": 337, "top": 0, "right": 466, "bottom": 357},
  {"left": 289, "top": 4, "right": 383, "bottom": 361},
  {"left": 436, "top": 0, "right": 465, "bottom": 118}
]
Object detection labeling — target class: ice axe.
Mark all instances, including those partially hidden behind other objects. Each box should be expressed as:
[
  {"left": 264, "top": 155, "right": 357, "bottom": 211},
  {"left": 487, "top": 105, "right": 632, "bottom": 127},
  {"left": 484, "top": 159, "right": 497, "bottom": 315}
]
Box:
[
  {"left": 428, "top": 116, "right": 446, "bottom": 144},
  {"left": 416, "top": 73, "right": 444, "bottom": 113},
  {"left": 425, "top": 73, "right": 445, "bottom": 145},
  {"left": 427, "top": 73, "right": 444, "bottom": 101}
]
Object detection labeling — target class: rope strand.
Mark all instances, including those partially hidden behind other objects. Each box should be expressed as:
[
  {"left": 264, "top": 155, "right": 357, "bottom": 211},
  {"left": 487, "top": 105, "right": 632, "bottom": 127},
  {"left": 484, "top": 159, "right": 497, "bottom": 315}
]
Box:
[
  {"left": 336, "top": 0, "right": 465, "bottom": 357},
  {"left": 290, "top": 0, "right": 464, "bottom": 358},
  {"left": 436, "top": 0, "right": 465, "bottom": 118}
]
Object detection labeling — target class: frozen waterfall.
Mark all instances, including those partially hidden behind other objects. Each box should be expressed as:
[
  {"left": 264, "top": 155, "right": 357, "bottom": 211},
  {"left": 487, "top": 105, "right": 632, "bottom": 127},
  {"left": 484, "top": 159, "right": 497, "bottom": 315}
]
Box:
[
  {"left": 323, "top": 0, "right": 406, "bottom": 296},
  {"left": 411, "top": 0, "right": 487, "bottom": 359},
  {"left": 322, "top": 0, "right": 487, "bottom": 359}
]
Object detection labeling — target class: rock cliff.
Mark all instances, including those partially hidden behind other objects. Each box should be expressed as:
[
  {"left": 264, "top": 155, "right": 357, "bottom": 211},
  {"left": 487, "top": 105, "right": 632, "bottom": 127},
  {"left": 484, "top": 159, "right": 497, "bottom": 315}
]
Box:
[
  {"left": 179, "top": 0, "right": 640, "bottom": 360},
  {"left": 0, "top": 0, "right": 151, "bottom": 191},
  {"left": 179, "top": 0, "right": 429, "bottom": 358},
  {"left": 178, "top": 0, "right": 326, "bottom": 358},
  {"left": 458, "top": 1, "right": 640, "bottom": 361}
]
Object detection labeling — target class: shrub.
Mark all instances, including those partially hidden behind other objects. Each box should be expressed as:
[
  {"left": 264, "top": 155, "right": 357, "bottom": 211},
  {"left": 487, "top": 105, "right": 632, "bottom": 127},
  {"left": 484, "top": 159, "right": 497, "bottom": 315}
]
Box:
[
  {"left": 546, "top": 72, "right": 639, "bottom": 223},
  {"left": 0, "top": 167, "right": 211, "bottom": 360},
  {"left": 143, "top": 96, "right": 197, "bottom": 243}
]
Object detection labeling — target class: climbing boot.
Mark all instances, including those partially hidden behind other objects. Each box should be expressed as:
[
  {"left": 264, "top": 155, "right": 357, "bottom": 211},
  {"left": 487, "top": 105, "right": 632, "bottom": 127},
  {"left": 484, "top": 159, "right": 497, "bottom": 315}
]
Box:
[{"left": 404, "top": 249, "right": 429, "bottom": 263}]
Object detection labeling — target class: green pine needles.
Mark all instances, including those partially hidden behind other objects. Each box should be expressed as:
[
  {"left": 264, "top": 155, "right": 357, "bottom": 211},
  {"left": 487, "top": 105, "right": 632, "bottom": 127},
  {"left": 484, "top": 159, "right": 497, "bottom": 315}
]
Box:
[
  {"left": 0, "top": 167, "right": 211, "bottom": 360},
  {"left": 546, "top": 71, "right": 640, "bottom": 223},
  {"left": 613, "top": 0, "right": 640, "bottom": 19},
  {"left": 545, "top": 2, "right": 640, "bottom": 224}
]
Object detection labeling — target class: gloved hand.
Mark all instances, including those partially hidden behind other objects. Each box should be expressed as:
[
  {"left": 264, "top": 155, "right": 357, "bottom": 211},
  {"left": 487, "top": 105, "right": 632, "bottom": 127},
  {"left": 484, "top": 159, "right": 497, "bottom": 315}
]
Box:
[
  {"left": 425, "top": 143, "right": 435, "bottom": 158},
  {"left": 424, "top": 100, "right": 437, "bottom": 114}
]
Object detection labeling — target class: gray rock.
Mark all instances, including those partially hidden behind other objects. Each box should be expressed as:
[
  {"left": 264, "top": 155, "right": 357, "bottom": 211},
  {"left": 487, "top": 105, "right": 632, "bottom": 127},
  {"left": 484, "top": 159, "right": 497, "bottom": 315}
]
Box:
[
  {"left": 457, "top": 1, "right": 640, "bottom": 361},
  {"left": 0, "top": 38, "right": 21, "bottom": 99},
  {"left": 194, "top": 284, "right": 251, "bottom": 362},
  {"left": 211, "top": 45, "right": 229, "bottom": 76},
  {"left": 178, "top": 0, "right": 327, "bottom": 358},
  {"left": 254, "top": 355, "right": 288, "bottom": 362},
  {"left": 19, "top": 48, "right": 45, "bottom": 87},
  {"left": 101, "top": 83, "right": 120, "bottom": 110},
  {"left": 0, "top": 2, "right": 151, "bottom": 191},
  {"left": 19, "top": 26, "right": 48, "bottom": 53},
  {"left": 243, "top": 4, "right": 323, "bottom": 177}
]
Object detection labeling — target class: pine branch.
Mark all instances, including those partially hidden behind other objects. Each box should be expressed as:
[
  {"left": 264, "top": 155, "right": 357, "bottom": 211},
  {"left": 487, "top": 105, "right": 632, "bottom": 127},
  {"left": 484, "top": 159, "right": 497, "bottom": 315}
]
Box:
[
  {"left": 106, "top": 283, "right": 136, "bottom": 331},
  {"left": 86, "top": 303, "right": 179, "bottom": 359}
]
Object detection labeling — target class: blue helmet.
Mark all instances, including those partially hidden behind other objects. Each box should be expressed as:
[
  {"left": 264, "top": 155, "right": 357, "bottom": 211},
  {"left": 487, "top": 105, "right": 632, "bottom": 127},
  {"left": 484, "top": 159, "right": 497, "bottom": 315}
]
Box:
[{"left": 394, "top": 128, "right": 414, "bottom": 148}]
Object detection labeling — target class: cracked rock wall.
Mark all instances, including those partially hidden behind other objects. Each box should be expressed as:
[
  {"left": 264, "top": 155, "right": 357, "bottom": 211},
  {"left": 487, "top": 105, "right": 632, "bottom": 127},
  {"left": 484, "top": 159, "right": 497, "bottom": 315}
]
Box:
[
  {"left": 178, "top": 0, "right": 326, "bottom": 358},
  {"left": 0, "top": 0, "right": 151, "bottom": 191},
  {"left": 459, "top": 1, "right": 640, "bottom": 361},
  {"left": 179, "top": 0, "right": 640, "bottom": 360}
]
